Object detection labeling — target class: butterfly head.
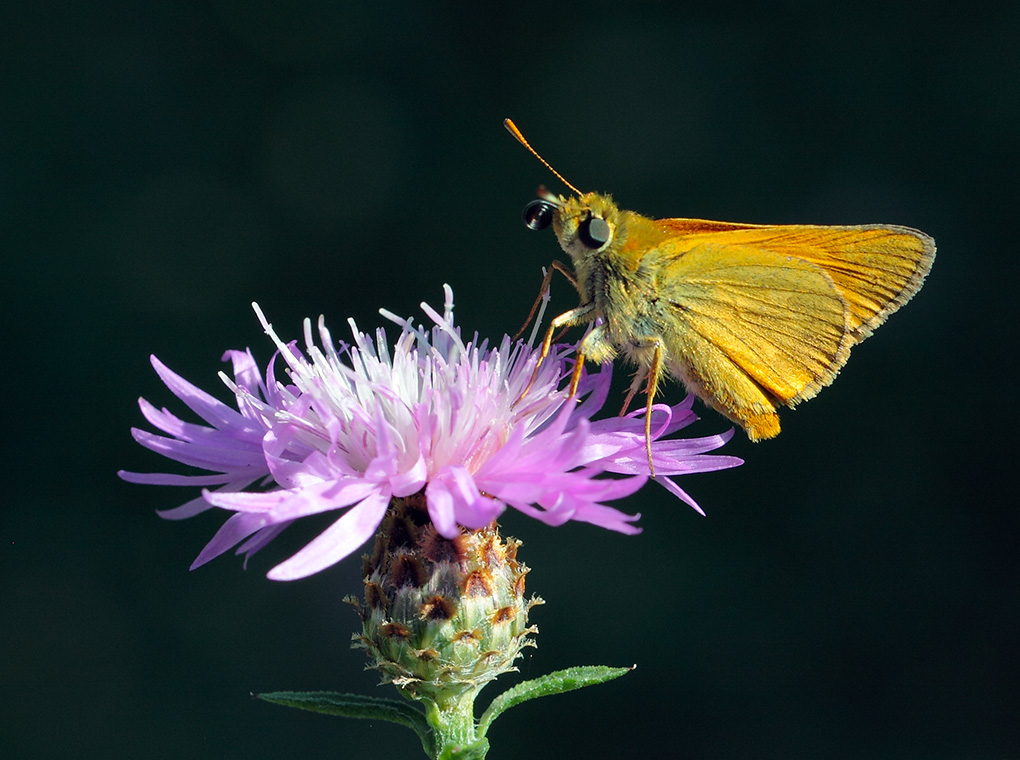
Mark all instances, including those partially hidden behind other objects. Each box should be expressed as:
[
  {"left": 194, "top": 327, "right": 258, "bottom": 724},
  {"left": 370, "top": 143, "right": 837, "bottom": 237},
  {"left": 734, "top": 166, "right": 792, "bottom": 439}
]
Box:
[{"left": 522, "top": 189, "right": 621, "bottom": 262}]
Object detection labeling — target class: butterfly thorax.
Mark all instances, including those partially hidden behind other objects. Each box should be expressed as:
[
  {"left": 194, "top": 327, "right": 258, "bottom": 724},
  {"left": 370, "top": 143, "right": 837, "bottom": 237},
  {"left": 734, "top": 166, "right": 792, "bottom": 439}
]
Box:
[{"left": 553, "top": 193, "right": 681, "bottom": 363}]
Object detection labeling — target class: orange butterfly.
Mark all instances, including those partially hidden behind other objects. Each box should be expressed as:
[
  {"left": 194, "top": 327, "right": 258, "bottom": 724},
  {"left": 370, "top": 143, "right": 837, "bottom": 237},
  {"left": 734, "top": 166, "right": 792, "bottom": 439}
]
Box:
[{"left": 506, "top": 118, "right": 935, "bottom": 473}]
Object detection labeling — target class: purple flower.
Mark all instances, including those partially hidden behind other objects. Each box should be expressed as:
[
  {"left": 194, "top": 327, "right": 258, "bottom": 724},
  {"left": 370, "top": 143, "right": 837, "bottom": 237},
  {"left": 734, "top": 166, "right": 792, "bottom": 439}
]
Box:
[{"left": 120, "top": 286, "right": 741, "bottom": 580}]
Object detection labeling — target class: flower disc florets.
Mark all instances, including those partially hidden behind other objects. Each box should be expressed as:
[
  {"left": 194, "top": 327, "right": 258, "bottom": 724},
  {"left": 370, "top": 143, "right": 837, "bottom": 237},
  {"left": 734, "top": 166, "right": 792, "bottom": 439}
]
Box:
[{"left": 120, "top": 286, "right": 741, "bottom": 580}]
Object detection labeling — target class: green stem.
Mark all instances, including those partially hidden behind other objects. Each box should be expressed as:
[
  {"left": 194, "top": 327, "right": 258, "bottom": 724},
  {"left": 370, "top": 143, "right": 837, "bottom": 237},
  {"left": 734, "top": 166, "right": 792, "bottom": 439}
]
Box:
[{"left": 422, "top": 689, "right": 489, "bottom": 760}]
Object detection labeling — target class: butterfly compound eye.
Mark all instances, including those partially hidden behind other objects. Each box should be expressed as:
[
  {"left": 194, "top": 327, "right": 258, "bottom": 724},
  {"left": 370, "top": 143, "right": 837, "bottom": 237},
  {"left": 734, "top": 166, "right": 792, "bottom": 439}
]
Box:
[
  {"left": 579, "top": 216, "right": 611, "bottom": 249},
  {"left": 523, "top": 200, "right": 555, "bottom": 231}
]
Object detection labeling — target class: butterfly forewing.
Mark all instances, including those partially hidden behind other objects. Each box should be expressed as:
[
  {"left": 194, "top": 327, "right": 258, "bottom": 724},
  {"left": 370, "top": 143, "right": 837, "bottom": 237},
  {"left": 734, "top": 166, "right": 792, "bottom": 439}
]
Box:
[
  {"left": 652, "top": 243, "right": 851, "bottom": 438},
  {"left": 656, "top": 221, "right": 935, "bottom": 341}
]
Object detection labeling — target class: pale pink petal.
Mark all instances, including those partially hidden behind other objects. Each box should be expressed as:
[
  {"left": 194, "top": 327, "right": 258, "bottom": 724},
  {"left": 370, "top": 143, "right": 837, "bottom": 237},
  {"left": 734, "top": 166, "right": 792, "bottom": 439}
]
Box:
[
  {"left": 204, "top": 478, "right": 379, "bottom": 521},
  {"left": 150, "top": 355, "right": 252, "bottom": 432},
  {"left": 266, "top": 490, "right": 390, "bottom": 580},
  {"left": 424, "top": 478, "right": 458, "bottom": 538},
  {"left": 191, "top": 511, "right": 276, "bottom": 568}
]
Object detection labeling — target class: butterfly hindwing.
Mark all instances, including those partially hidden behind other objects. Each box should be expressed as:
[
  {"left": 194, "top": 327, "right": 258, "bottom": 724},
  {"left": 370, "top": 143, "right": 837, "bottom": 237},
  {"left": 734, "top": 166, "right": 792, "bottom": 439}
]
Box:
[{"left": 649, "top": 240, "right": 852, "bottom": 439}]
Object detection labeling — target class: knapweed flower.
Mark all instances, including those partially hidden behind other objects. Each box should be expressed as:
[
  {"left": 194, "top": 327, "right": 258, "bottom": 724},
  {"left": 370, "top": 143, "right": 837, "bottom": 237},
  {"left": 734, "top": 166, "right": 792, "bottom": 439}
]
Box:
[{"left": 119, "top": 286, "right": 741, "bottom": 581}]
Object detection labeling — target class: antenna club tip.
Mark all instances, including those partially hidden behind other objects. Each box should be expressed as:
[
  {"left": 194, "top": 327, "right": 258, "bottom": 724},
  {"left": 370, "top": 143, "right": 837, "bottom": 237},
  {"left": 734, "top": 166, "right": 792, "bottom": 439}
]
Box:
[{"left": 503, "top": 118, "right": 525, "bottom": 142}]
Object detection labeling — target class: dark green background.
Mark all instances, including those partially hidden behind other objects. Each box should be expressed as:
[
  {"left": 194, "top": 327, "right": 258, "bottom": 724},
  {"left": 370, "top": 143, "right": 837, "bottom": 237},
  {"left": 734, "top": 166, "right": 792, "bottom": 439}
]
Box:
[{"left": 4, "top": 2, "right": 1017, "bottom": 758}]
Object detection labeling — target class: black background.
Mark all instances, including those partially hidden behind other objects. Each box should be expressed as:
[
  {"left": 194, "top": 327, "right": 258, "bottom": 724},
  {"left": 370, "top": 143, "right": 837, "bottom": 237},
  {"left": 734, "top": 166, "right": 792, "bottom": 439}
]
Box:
[{"left": 4, "top": 2, "right": 1018, "bottom": 758}]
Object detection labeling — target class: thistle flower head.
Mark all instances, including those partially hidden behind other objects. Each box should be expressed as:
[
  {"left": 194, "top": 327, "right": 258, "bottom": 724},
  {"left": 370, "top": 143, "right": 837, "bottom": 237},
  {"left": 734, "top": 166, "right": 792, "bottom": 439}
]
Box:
[{"left": 120, "top": 286, "right": 741, "bottom": 580}]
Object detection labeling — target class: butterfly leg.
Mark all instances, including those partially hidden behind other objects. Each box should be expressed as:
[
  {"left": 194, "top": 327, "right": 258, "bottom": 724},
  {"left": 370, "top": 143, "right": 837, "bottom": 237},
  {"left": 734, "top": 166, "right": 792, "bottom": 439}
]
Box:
[
  {"left": 513, "top": 260, "right": 581, "bottom": 341},
  {"left": 619, "top": 367, "right": 649, "bottom": 416},
  {"left": 516, "top": 303, "right": 595, "bottom": 406},
  {"left": 643, "top": 342, "right": 665, "bottom": 477},
  {"left": 567, "top": 349, "right": 587, "bottom": 397}
]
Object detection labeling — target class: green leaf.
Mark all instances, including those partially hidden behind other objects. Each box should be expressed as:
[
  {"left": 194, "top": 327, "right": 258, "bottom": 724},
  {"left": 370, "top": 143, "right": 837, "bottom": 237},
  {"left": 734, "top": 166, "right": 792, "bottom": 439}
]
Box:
[
  {"left": 477, "top": 664, "right": 635, "bottom": 737},
  {"left": 255, "top": 690, "right": 433, "bottom": 755}
]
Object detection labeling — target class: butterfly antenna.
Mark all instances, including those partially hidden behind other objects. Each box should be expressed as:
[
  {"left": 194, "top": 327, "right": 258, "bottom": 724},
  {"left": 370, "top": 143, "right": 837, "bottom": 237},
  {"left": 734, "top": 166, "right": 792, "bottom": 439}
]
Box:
[{"left": 504, "top": 118, "right": 583, "bottom": 197}]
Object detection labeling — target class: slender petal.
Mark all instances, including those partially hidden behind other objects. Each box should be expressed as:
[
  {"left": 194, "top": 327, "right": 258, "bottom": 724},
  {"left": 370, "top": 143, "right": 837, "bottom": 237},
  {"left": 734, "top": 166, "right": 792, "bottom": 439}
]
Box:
[{"left": 266, "top": 490, "right": 391, "bottom": 580}]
